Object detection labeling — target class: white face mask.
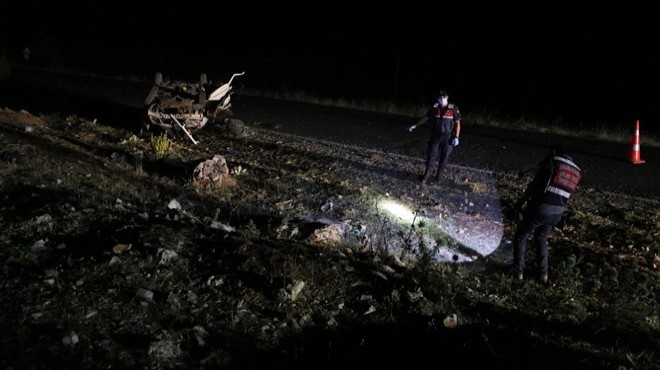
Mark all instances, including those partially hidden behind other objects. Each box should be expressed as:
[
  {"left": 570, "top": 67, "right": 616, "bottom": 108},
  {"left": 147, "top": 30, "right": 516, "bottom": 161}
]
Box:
[{"left": 438, "top": 97, "right": 448, "bottom": 107}]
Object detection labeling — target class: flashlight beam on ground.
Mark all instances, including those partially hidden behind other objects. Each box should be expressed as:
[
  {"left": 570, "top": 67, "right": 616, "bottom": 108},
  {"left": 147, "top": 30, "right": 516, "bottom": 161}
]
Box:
[
  {"left": 377, "top": 194, "right": 504, "bottom": 262},
  {"left": 380, "top": 199, "right": 417, "bottom": 224}
]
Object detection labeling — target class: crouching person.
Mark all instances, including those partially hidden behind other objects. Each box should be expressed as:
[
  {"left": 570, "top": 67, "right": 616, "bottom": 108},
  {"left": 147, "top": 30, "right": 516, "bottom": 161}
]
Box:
[{"left": 512, "top": 145, "right": 582, "bottom": 283}]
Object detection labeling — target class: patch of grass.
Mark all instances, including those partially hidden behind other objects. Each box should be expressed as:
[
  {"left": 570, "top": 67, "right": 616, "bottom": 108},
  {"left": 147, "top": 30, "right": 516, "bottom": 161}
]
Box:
[
  {"left": 150, "top": 133, "right": 171, "bottom": 160},
  {"left": 240, "top": 219, "right": 261, "bottom": 240}
]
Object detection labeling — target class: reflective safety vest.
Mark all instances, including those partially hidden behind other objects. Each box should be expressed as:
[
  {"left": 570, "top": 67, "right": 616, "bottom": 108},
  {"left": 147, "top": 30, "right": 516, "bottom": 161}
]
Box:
[
  {"left": 430, "top": 103, "right": 459, "bottom": 136},
  {"left": 542, "top": 155, "right": 582, "bottom": 205}
]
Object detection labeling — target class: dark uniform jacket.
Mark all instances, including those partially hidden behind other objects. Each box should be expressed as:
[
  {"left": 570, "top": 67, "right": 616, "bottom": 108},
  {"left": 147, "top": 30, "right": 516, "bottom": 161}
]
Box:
[{"left": 524, "top": 153, "right": 582, "bottom": 209}]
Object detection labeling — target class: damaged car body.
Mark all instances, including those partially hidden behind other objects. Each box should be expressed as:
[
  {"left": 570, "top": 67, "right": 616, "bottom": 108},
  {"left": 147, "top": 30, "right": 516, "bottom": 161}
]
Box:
[{"left": 143, "top": 71, "right": 245, "bottom": 144}]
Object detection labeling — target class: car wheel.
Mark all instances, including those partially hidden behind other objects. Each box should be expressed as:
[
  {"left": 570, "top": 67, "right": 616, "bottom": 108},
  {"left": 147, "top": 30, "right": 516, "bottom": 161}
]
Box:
[{"left": 144, "top": 86, "right": 159, "bottom": 105}]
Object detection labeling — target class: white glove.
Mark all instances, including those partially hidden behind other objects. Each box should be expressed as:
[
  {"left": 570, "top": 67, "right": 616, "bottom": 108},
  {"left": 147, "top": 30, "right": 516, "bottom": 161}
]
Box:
[
  {"left": 451, "top": 137, "right": 460, "bottom": 146},
  {"left": 408, "top": 125, "right": 416, "bottom": 132}
]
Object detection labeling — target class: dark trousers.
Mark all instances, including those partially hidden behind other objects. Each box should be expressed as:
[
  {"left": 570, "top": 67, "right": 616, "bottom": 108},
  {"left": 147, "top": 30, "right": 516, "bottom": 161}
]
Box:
[
  {"left": 424, "top": 135, "right": 452, "bottom": 175},
  {"left": 512, "top": 204, "right": 563, "bottom": 274}
]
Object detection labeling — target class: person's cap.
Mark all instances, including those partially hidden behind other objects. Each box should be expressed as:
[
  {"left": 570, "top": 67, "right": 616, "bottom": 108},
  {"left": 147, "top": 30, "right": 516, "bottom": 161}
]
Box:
[{"left": 438, "top": 89, "right": 449, "bottom": 98}]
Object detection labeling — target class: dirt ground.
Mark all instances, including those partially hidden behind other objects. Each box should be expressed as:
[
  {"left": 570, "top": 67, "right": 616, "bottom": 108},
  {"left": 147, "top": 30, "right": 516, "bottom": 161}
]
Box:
[{"left": 0, "top": 106, "right": 659, "bottom": 369}]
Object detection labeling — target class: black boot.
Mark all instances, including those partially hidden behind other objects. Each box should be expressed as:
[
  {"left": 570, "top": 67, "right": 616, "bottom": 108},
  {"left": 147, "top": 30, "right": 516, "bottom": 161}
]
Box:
[
  {"left": 434, "top": 165, "right": 443, "bottom": 181},
  {"left": 418, "top": 167, "right": 430, "bottom": 183}
]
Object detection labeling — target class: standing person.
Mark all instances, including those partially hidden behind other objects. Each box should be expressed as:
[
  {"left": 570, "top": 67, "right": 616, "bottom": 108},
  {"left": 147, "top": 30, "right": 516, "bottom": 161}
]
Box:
[
  {"left": 408, "top": 90, "right": 461, "bottom": 183},
  {"left": 512, "top": 145, "right": 582, "bottom": 283}
]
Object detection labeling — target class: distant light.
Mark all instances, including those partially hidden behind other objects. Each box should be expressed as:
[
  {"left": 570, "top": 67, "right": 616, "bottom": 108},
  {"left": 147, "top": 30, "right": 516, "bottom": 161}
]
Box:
[{"left": 380, "top": 199, "right": 416, "bottom": 223}]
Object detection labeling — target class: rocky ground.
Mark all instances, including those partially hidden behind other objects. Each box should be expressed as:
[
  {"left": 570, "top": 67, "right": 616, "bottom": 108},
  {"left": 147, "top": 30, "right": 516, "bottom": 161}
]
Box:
[{"left": 0, "top": 108, "right": 658, "bottom": 369}]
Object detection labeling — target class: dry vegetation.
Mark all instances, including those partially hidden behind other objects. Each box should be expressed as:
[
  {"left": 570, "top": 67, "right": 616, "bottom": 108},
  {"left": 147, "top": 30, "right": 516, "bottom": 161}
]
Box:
[{"left": 0, "top": 108, "right": 658, "bottom": 369}]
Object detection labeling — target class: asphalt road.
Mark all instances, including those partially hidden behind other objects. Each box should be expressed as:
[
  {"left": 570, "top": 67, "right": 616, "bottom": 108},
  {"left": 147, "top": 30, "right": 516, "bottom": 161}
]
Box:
[
  {"left": 3, "top": 66, "right": 659, "bottom": 199},
  {"left": 234, "top": 98, "right": 660, "bottom": 200}
]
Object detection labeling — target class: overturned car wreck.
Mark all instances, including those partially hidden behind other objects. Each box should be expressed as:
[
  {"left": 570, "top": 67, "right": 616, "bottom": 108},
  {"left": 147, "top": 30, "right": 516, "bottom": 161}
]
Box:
[{"left": 143, "top": 71, "right": 245, "bottom": 144}]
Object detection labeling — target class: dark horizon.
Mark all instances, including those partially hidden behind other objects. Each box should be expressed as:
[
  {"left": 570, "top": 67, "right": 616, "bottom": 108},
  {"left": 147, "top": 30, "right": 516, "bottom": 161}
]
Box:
[{"left": 2, "top": 6, "right": 660, "bottom": 133}]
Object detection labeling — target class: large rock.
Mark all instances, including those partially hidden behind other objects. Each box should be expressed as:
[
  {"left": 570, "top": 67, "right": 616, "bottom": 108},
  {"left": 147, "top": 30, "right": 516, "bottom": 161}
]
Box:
[{"left": 192, "top": 155, "right": 235, "bottom": 187}]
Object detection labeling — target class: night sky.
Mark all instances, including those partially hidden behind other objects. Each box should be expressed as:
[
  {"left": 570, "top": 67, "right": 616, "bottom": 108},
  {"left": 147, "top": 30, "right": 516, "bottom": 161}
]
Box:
[{"left": 2, "top": 4, "right": 660, "bottom": 133}]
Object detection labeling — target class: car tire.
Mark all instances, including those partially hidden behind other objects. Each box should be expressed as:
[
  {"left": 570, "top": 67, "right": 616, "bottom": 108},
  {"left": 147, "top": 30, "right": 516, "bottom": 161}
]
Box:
[{"left": 144, "top": 86, "right": 159, "bottom": 105}]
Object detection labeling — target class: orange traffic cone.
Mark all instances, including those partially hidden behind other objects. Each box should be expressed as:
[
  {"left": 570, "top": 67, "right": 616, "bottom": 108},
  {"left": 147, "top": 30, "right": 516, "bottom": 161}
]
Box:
[{"left": 628, "top": 120, "right": 646, "bottom": 164}]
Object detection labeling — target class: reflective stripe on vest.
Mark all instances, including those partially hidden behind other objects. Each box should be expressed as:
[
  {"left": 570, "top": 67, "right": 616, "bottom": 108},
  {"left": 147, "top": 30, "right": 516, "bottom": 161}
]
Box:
[
  {"left": 546, "top": 185, "right": 572, "bottom": 198},
  {"left": 553, "top": 155, "right": 581, "bottom": 171}
]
